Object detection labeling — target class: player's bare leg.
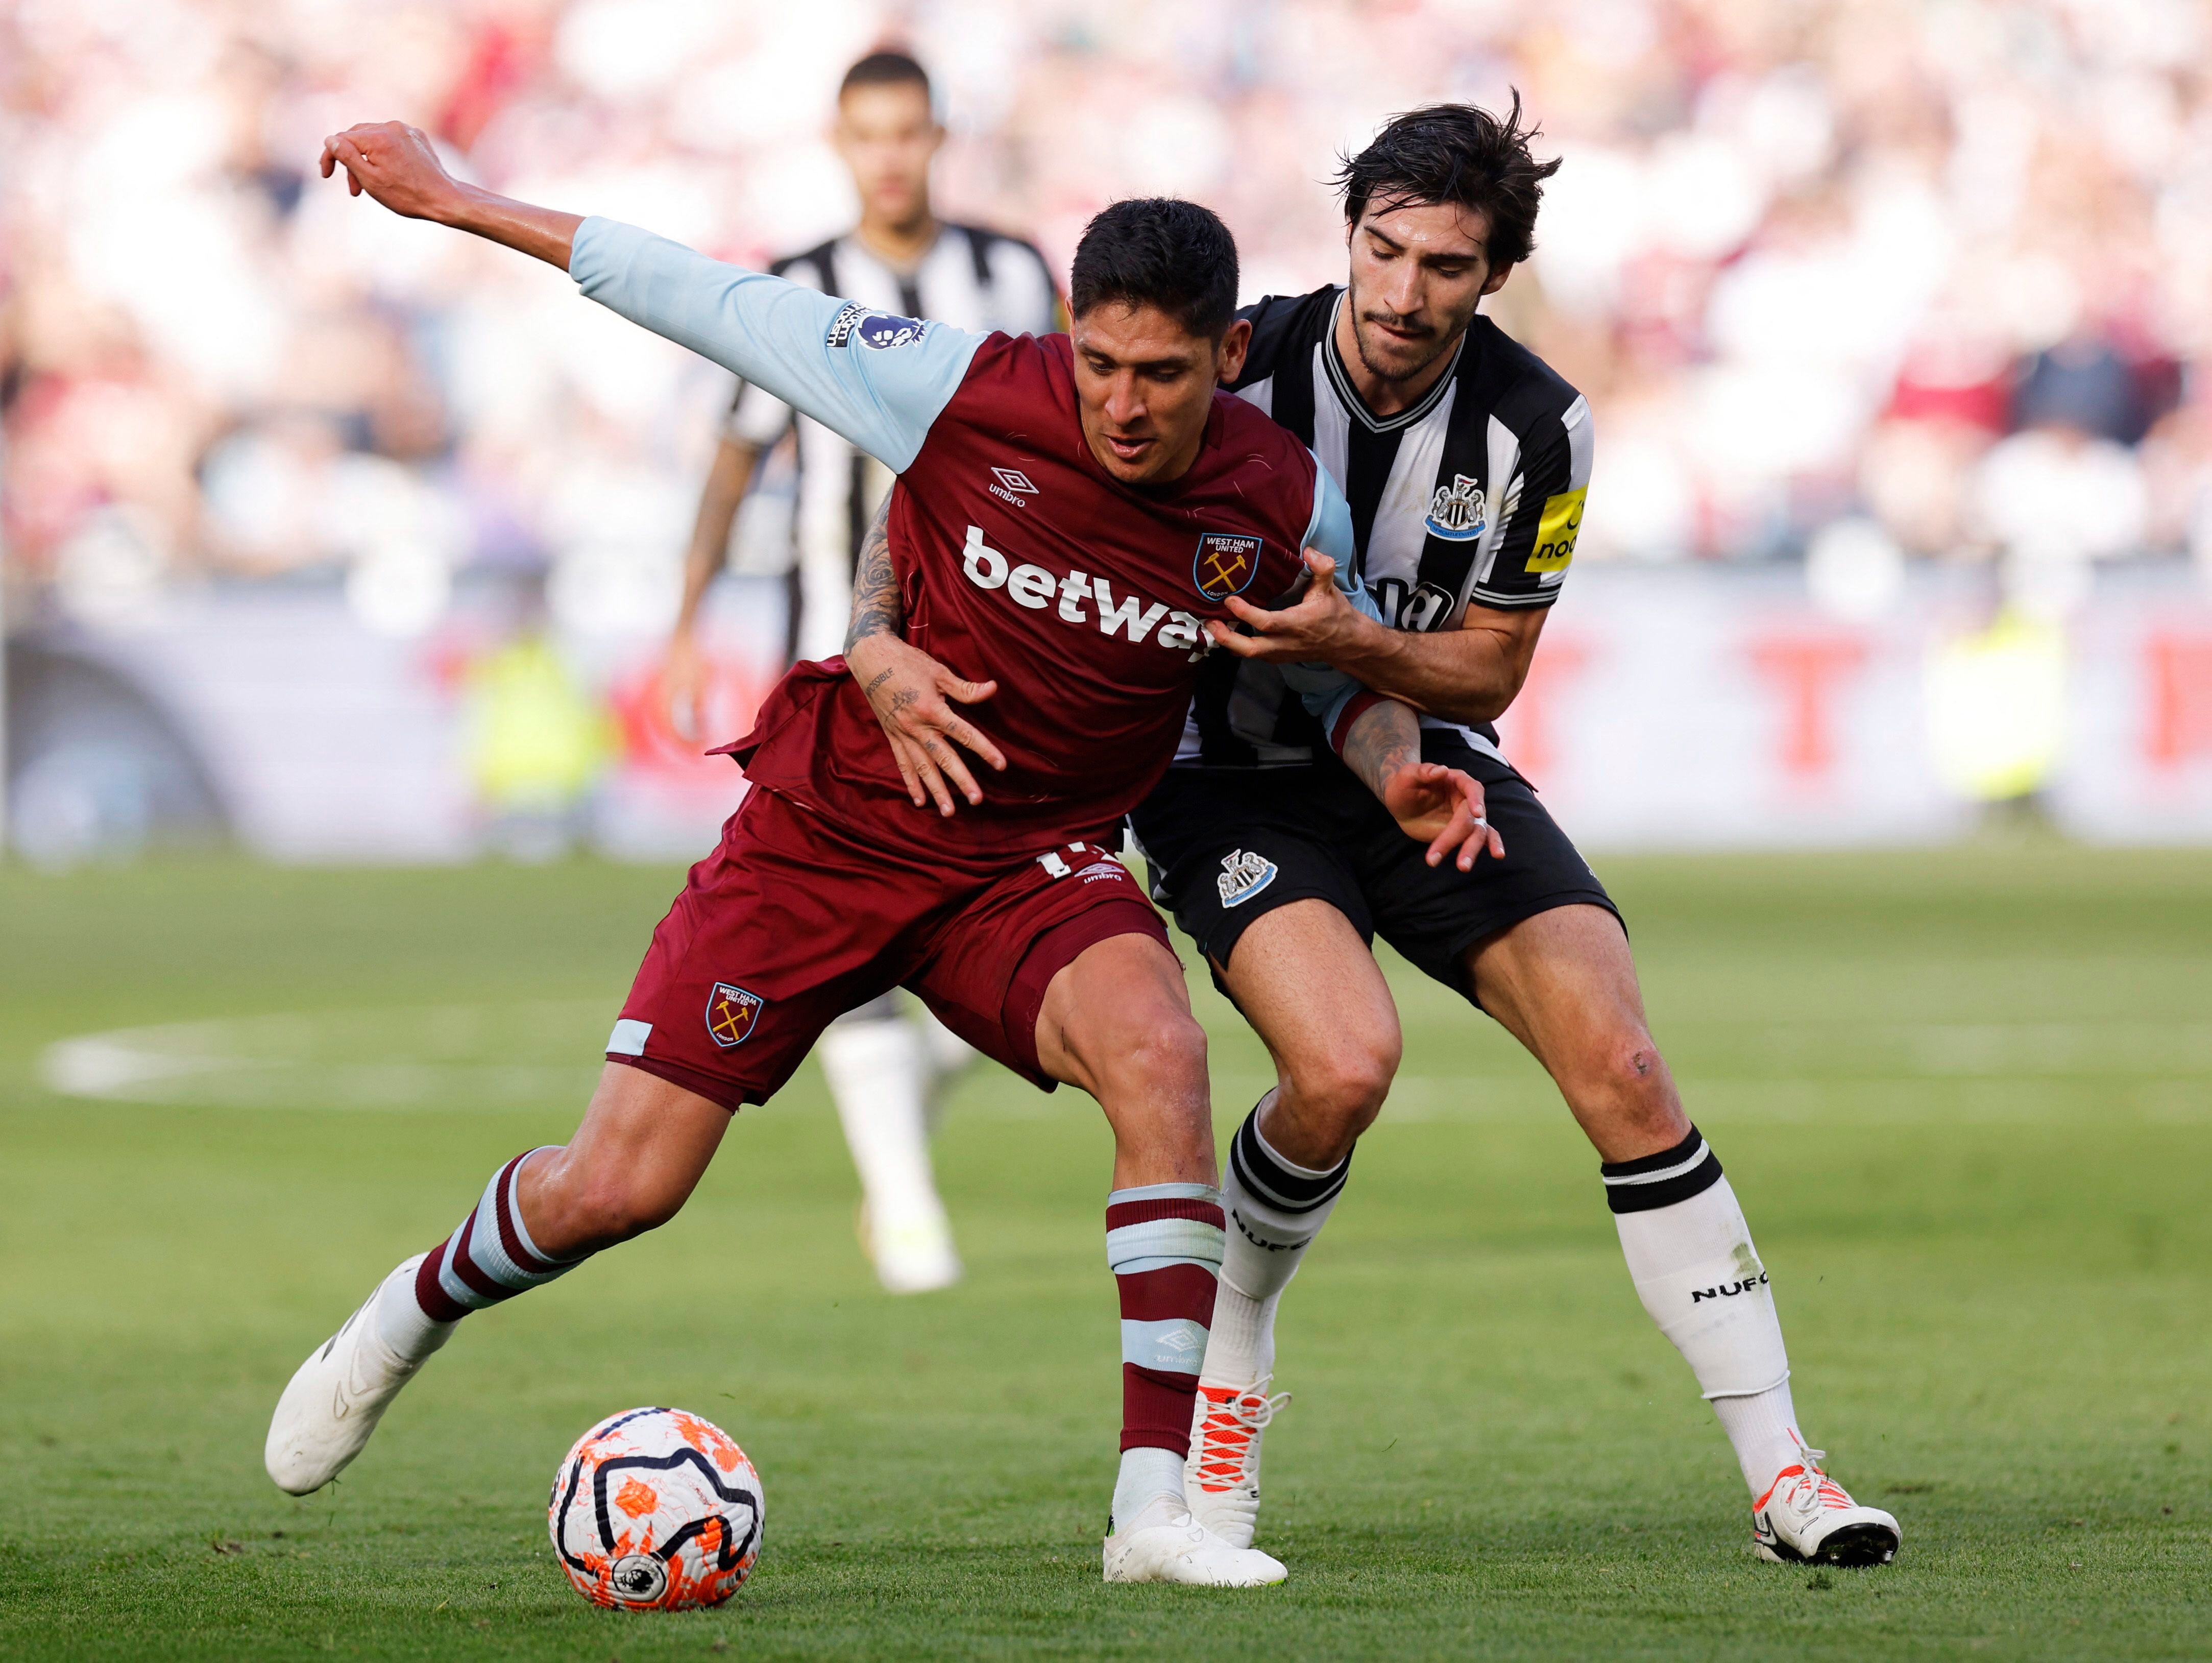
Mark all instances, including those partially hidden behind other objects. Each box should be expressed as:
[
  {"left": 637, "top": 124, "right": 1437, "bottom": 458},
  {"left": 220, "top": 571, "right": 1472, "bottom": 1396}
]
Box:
[
  {"left": 1186, "top": 898, "right": 1400, "bottom": 1546},
  {"left": 1033, "top": 932, "right": 1286, "bottom": 1587},
  {"left": 1470, "top": 906, "right": 1899, "bottom": 1565},
  {"left": 265, "top": 1068, "right": 727, "bottom": 1495}
]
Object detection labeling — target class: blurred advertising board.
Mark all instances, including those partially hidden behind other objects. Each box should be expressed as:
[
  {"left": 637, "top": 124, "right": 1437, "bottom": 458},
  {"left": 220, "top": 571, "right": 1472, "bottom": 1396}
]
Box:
[{"left": 8, "top": 565, "right": 2212, "bottom": 865}]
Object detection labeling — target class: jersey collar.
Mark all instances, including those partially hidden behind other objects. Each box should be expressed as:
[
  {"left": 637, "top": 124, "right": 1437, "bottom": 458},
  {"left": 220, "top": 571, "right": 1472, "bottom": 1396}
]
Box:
[{"left": 1324, "top": 291, "right": 1468, "bottom": 435}]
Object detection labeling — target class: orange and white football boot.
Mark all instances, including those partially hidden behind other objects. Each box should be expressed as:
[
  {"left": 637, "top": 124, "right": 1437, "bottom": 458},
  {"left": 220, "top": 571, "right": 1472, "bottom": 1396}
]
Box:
[
  {"left": 1753, "top": 1437, "right": 1901, "bottom": 1566},
  {"left": 1184, "top": 1376, "right": 1291, "bottom": 1550}
]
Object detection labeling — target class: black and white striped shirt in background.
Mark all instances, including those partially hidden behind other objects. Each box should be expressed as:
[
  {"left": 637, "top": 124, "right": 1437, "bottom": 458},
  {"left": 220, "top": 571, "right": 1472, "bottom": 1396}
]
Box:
[
  {"left": 1178, "top": 285, "right": 1594, "bottom": 769},
  {"left": 724, "top": 225, "right": 1061, "bottom": 662}
]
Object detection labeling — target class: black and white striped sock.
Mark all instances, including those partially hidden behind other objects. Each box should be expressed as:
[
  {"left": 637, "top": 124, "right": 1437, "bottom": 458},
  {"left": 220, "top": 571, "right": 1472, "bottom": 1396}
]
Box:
[{"left": 1204, "top": 1096, "right": 1352, "bottom": 1389}]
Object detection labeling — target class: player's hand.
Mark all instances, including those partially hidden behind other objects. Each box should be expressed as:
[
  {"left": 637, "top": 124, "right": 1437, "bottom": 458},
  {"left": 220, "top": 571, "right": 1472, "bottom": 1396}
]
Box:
[
  {"left": 1205, "top": 550, "right": 1374, "bottom": 665},
  {"left": 319, "top": 122, "right": 464, "bottom": 223},
  {"left": 845, "top": 633, "right": 1006, "bottom": 816},
  {"left": 664, "top": 628, "right": 708, "bottom": 743},
  {"left": 1381, "top": 762, "right": 1504, "bottom": 871}
]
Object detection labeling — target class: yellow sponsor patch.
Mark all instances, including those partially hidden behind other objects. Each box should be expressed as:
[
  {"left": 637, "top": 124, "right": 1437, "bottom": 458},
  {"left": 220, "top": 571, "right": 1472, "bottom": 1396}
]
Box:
[{"left": 1525, "top": 486, "right": 1586, "bottom": 574}]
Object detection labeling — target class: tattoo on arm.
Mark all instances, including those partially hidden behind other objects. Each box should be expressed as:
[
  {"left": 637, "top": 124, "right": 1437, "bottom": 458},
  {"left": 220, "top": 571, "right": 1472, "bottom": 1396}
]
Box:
[
  {"left": 1340, "top": 700, "right": 1418, "bottom": 801},
  {"left": 844, "top": 493, "right": 903, "bottom": 653}
]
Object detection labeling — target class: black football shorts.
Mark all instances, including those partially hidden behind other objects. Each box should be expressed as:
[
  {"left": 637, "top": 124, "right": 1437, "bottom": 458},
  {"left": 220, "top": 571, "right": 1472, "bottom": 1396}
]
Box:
[{"left": 1128, "top": 735, "right": 1619, "bottom": 1005}]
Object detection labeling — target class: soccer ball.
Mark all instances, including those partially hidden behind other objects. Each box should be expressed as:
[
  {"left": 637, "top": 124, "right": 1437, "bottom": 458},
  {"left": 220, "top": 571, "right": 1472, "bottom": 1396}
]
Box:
[{"left": 548, "top": 1406, "right": 765, "bottom": 1610}]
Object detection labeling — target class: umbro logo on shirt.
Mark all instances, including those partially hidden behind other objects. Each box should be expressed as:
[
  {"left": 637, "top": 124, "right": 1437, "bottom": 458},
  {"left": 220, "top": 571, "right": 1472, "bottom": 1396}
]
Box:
[{"left": 989, "top": 467, "right": 1037, "bottom": 506}]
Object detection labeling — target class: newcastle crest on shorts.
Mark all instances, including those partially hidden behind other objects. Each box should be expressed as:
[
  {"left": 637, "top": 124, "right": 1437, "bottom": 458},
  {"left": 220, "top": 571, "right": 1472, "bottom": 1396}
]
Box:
[
  {"left": 704, "top": 983, "right": 765, "bottom": 1049},
  {"left": 1194, "top": 532, "right": 1264, "bottom": 600},
  {"left": 1424, "top": 473, "right": 1487, "bottom": 542},
  {"left": 827, "top": 302, "right": 926, "bottom": 350},
  {"left": 1216, "top": 849, "right": 1278, "bottom": 908}
]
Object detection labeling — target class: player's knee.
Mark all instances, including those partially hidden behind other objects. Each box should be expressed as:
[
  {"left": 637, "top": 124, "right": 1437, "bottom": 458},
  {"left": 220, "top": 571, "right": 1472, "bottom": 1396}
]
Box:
[
  {"left": 544, "top": 1168, "right": 687, "bottom": 1253},
  {"left": 1115, "top": 1007, "right": 1209, "bottom": 1101},
  {"left": 1584, "top": 1028, "right": 1684, "bottom": 1129},
  {"left": 1290, "top": 1030, "right": 1399, "bottom": 1138}
]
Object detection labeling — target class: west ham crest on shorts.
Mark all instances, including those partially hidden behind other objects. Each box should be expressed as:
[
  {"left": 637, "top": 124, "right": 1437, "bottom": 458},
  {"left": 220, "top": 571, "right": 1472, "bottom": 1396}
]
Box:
[
  {"left": 1424, "top": 473, "right": 1486, "bottom": 542},
  {"left": 1194, "top": 532, "right": 1264, "bottom": 600},
  {"left": 1216, "top": 849, "right": 1278, "bottom": 908},
  {"left": 704, "top": 983, "right": 765, "bottom": 1049}
]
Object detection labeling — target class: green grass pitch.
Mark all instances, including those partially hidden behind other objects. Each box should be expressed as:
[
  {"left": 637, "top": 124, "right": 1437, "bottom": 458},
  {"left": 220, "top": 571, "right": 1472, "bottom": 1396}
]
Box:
[{"left": 2, "top": 846, "right": 2207, "bottom": 1660}]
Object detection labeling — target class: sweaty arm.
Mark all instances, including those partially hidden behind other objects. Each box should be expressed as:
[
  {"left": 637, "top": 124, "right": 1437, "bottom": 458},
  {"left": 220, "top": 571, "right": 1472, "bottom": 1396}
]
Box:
[{"left": 317, "top": 121, "right": 981, "bottom": 469}]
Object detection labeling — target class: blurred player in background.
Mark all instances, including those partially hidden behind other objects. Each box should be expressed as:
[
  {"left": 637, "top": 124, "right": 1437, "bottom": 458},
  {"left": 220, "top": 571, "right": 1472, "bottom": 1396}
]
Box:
[
  {"left": 665, "top": 50, "right": 1063, "bottom": 1295},
  {"left": 1137, "top": 102, "right": 1901, "bottom": 1570}
]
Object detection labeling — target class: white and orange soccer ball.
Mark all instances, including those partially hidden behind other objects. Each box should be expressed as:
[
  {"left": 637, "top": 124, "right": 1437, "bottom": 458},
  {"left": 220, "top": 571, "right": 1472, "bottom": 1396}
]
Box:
[{"left": 548, "top": 1407, "right": 765, "bottom": 1610}]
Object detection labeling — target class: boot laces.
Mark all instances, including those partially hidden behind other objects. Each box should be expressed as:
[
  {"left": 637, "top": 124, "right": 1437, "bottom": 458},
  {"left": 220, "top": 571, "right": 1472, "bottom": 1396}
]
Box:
[
  {"left": 1777, "top": 1442, "right": 1855, "bottom": 1516},
  {"left": 1192, "top": 1376, "right": 1290, "bottom": 1492}
]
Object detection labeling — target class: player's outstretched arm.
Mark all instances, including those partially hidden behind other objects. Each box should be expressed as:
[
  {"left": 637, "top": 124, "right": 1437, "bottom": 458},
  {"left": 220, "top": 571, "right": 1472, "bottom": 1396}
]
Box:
[
  {"left": 842, "top": 495, "right": 1006, "bottom": 816},
  {"left": 1336, "top": 698, "right": 1504, "bottom": 872},
  {"left": 320, "top": 123, "right": 983, "bottom": 475},
  {"left": 320, "top": 123, "right": 581, "bottom": 268}
]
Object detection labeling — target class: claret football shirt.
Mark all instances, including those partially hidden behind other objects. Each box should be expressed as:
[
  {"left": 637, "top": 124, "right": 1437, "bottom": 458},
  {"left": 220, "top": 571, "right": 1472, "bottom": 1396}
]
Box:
[{"left": 568, "top": 219, "right": 1373, "bottom": 859}]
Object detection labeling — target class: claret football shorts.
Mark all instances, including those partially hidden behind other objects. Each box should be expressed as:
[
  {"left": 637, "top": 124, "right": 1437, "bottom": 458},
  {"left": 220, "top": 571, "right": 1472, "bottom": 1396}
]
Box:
[
  {"left": 605, "top": 786, "right": 1169, "bottom": 1110},
  {"left": 1130, "top": 734, "right": 1619, "bottom": 1006}
]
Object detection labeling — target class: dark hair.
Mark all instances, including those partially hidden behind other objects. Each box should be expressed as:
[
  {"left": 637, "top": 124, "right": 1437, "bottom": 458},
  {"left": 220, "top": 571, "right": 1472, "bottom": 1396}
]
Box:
[
  {"left": 1334, "top": 94, "right": 1561, "bottom": 269},
  {"left": 1068, "top": 198, "right": 1239, "bottom": 338},
  {"left": 840, "top": 50, "right": 931, "bottom": 103}
]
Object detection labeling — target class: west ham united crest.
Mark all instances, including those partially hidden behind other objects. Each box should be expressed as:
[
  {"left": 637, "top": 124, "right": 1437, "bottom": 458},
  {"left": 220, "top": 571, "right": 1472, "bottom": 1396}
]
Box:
[
  {"left": 704, "top": 983, "right": 765, "bottom": 1049},
  {"left": 1194, "top": 532, "right": 1263, "bottom": 600}
]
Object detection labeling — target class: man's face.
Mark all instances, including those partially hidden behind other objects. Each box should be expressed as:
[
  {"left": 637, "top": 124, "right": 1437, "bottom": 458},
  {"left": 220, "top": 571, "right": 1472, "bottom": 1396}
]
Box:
[
  {"left": 1344, "top": 199, "right": 1508, "bottom": 382},
  {"left": 835, "top": 82, "right": 940, "bottom": 231},
  {"left": 1071, "top": 305, "right": 1251, "bottom": 486}
]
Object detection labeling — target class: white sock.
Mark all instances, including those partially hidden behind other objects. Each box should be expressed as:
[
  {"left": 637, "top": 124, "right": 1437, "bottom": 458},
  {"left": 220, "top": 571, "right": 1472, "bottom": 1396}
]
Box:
[
  {"left": 1199, "top": 1285, "right": 1280, "bottom": 1392},
  {"left": 1711, "top": 1378, "right": 1807, "bottom": 1499},
  {"left": 1605, "top": 1127, "right": 1796, "bottom": 1499},
  {"left": 819, "top": 1014, "right": 951, "bottom": 1243},
  {"left": 1204, "top": 1095, "right": 1349, "bottom": 1389},
  {"left": 1111, "top": 1445, "right": 1188, "bottom": 1532},
  {"left": 374, "top": 1259, "right": 456, "bottom": 1363}
]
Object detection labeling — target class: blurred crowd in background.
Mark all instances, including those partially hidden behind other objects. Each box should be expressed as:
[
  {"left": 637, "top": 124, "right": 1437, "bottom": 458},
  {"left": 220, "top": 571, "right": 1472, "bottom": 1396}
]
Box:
[{"left": 6, "top": 0, "right": 2212, "bottom": 646}]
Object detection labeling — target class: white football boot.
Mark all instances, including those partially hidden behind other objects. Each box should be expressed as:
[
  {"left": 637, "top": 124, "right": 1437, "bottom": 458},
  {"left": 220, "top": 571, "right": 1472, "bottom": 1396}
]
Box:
[
  {"left": 855, "top": 1199, "right": 963, "bottom": 1294},
  {"left": 264, "top": 1255, "right": 445, "bottom": 1495},
  {"left": 1102, "top": 1496, "right": 1288, "bottom": 1586},
  {"left": 1184, "top": 1376, "right": 1291, "bottom": 1549},
  {"left": 1752, "top": 1439, "right": 1902, "bottom": 1566}
]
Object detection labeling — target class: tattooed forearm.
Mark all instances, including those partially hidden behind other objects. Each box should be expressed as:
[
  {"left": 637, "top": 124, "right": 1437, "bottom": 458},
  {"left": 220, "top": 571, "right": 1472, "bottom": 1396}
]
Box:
[
  {"left": 844, "top": 492, "right": 903, "bottom": 653},
  {"left": 1339, "top": 698, "right": 1419, "bottom": 801}
]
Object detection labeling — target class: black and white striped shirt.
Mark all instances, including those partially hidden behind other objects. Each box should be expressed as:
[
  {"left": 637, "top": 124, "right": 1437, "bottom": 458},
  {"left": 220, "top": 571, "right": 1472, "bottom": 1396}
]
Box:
[
  {"left": 724, "top": 224, "right": 1060, "bottom": 662},
  {"left": 1177, "top": 285, "right": 1593, "bottom": 768}
]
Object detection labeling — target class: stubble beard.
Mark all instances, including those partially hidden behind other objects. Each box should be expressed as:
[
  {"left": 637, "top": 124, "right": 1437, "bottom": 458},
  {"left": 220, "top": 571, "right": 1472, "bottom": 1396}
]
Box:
[{"left": 1353, "top": 310, "right": 1456, "bottom": 385}]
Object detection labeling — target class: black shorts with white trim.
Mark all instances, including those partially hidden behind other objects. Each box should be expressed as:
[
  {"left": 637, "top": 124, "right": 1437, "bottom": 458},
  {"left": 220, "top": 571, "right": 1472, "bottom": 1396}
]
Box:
[{"left": 1128, "top": 733, "right": 1619, "bottom": 1005}]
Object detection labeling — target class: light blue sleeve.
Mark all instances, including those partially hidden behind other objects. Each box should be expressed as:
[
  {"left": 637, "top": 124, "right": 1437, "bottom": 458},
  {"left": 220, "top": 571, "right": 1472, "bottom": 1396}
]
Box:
[
  {"left": 569, "top": 218, "right": 983, "bottom": 472},
  {"left": 1279, "top": 462, "right": 1388, "bottom": 732}
]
